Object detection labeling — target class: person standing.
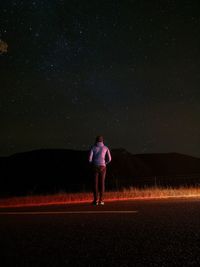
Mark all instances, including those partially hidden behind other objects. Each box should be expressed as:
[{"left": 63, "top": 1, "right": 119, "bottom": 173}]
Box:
[{"left": 88, "top": 135, "right": 111, "bottom": 205}]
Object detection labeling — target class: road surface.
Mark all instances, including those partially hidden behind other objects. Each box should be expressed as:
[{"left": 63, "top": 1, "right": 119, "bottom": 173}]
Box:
[{"left": 0, "top": 199, "right": 200, "bottom": 266}]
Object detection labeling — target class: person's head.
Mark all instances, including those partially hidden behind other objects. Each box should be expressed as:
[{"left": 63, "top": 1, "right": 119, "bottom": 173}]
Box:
[{"left": 95, "top": 135, "right": 104, "bottom": 143}]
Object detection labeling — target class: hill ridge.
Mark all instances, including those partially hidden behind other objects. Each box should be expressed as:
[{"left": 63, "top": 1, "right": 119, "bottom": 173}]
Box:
[{"left": 0, "top": 148, "right": 200, "bottom": 197}]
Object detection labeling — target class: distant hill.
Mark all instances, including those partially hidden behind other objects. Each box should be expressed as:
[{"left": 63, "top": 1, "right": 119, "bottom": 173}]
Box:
[{"left": 0, "top": 149, "right": 200, "bottom": 197}]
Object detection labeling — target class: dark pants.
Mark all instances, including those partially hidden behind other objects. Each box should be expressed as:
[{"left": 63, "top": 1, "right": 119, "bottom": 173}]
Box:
[{"left": 93, "top": 165, "right": 106, "bottom": 202}]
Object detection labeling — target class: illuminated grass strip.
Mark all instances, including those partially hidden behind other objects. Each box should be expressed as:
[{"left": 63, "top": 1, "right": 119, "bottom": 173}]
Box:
[{"left": 0, "top": 186, "right": 200, "bottom": 208}]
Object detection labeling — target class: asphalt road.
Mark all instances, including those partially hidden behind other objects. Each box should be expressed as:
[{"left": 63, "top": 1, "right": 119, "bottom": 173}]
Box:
[{"left": 0, "top": 199, "right": 200, "bottom": 267}]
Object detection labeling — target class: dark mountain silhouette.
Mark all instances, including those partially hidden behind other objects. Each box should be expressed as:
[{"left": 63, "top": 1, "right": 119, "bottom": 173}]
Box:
[{"left": 0, "top": 149, "right": 200, "bottom": 197}]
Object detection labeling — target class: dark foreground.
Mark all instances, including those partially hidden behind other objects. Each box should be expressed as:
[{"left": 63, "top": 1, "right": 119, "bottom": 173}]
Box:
[{"left": 0, "top": 199, "right": 200, "bottom": 267}]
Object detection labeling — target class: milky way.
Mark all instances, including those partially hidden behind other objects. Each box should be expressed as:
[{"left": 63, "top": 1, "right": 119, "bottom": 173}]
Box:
[{"left": 0, "top": 1, "right": 200, "bottom": 157}]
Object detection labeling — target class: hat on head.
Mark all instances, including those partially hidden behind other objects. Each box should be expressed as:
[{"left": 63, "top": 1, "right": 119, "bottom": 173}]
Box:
[{"left": 95, "top": 135, "right": 104, "bottom": 143}]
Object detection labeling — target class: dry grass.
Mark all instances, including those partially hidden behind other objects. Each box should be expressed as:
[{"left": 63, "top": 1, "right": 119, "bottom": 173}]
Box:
[{"left": 0, "top": 186, "right": 200, "bottom": 208}]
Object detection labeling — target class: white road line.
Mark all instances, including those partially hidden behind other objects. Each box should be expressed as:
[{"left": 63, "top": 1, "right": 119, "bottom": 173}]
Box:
[{"left": 0, "top": 211, "right": 138, "bottom": 215}]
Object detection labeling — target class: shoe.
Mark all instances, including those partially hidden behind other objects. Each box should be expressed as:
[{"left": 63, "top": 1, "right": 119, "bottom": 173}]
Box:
[
  {"left": 92, "top": 201, "right": 98, "bottom": 206},
  {"left": 99, "top": 201, "right": 105, "bottom": 205}
]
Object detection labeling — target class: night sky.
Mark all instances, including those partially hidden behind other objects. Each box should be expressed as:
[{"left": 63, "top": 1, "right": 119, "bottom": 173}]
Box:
[{"left": 1, "top": 0, "right": 200, "bottom": 157}]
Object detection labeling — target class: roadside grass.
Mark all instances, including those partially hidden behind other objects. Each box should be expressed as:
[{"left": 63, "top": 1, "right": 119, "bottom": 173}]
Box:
[{"left": 0, "top": 186, "right": 200, "bottom": 208}]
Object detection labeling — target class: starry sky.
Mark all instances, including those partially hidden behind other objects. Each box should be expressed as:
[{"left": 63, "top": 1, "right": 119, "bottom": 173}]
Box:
[{"left": 1, "top": 0, "right": 200, "bottom": 157}]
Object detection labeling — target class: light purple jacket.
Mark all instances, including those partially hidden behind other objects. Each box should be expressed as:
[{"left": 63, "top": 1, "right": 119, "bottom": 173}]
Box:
[{"left": 89, "top": 142, "right": 112, "bottom": 166}]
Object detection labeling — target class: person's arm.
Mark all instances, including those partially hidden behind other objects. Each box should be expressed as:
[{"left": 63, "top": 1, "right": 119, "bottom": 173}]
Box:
[
  {"left": 106, "top": 148, "right": 111, "bottom": 164},
  {"left": 88, "top": 148, "right": 93, "bottom": 163}
]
